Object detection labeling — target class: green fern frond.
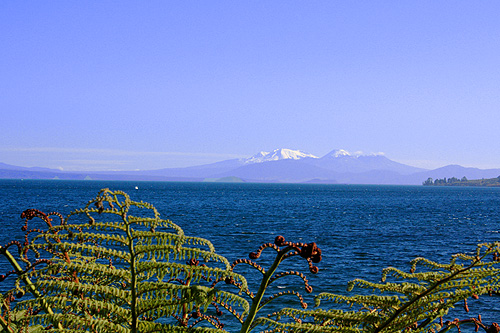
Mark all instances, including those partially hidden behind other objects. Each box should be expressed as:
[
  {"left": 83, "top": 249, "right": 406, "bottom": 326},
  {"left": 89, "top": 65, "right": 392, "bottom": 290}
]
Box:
[
  {"left": 137, "top": 321, "right": 226, "bottom": 332},
  {"left": 1, "top": 189, "right": 244, "bottom": 332}
]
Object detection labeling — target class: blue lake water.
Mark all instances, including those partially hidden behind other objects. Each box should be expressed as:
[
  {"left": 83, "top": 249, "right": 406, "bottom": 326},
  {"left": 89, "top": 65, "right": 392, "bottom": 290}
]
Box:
[{"left": 1, "top": 179, "right": 499, "bottom": 327}]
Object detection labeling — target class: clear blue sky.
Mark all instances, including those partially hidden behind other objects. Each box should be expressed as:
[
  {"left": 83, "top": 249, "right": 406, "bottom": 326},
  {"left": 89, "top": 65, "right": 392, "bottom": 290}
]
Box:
[{"left": 2, "top": 1, "right": 500, "bottom": 171}]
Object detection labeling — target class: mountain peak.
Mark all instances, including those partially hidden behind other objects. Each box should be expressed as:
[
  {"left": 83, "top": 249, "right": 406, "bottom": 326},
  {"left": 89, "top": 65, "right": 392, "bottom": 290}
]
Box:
[
  {"left": 244, "top": 148, "right": 318, "bottom": 164},
  {"left": 322, "top": 149, "right": 386, "bottom": 159},
  {"left": 324, "top": 149, "right": 352, "bottom": 158}
]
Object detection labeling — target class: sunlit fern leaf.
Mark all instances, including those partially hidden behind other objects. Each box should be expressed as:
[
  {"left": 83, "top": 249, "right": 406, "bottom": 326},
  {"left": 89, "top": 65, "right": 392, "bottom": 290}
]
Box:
[
  {"left": 136, "top": 322, "right": 227, "bottom": 332},
  {"left": 1, "top": 188, "right": 243, "bottom": 332},
  {"left": 256, "top": 314, "right": 365, "bottom": 333},
  {"left": 314, "top": 292, "right": 402, "bottom": 311},
  {"left": 266, "top": 242, "right": 500, "bottom": 333}
]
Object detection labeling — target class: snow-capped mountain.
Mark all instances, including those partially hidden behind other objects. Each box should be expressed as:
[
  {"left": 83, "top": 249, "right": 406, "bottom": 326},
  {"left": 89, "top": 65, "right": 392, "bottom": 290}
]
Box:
[
  {"left": 322, "top": 149, "right": 384, "bottom": 159},
  {"left": 205, "top": 147, "right": 426, "bottom": 182},
  {"left": 244, "top": 148, "right": 318, "bottom": 164},
  {"left": 322, "top": 149, "right": 352, "bottom": 158},
  {"left": 314, "top": 149, "right": 424, "bottom": 175},
  {"left": 4, "top": 147, "right": 498, "bottom": 185}
]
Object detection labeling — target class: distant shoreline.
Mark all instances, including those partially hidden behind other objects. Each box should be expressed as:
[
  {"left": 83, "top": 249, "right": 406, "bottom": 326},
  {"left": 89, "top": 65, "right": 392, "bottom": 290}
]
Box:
[{"left": 423, "top": 176, "right": 500, "bottom": 187}]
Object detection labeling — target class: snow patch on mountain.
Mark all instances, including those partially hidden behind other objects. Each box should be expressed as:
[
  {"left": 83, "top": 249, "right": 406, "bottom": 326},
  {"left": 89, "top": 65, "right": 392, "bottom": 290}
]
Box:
[
  {"left": 244, "top": 148, "right": 318, "bottom": 164},
  {"left": 326, "top": 149, "right": 351, "bottom": 157},
  {"left": 323, "top": 149, "right": 385, "bottom": 158},
  {"left": 243, "top": 148, "right": 387, "bottom": 164}
]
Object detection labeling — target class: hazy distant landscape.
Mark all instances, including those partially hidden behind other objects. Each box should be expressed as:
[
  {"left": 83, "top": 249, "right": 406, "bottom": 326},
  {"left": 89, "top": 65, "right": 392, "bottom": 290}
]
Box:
[{"left": 3, "top": 148, "right": 500, "bottom": 185}]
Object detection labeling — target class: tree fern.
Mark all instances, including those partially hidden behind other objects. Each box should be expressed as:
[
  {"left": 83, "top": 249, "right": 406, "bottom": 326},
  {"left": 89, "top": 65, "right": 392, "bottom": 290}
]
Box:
[
  {"left": 2, "top": 189, "right": 500, "bottom": 333},
  {"left": 0, "top": 189, "right": 247, "bottom": 332},
  {"left": 263, "top": 242, "right": 500, "bottom": 332}
]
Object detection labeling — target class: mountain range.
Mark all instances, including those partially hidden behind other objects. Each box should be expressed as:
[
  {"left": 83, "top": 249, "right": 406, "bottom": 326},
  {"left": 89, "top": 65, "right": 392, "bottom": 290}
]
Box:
[{"left": 2, "top": 148, "right": 500, "bottom": 185}]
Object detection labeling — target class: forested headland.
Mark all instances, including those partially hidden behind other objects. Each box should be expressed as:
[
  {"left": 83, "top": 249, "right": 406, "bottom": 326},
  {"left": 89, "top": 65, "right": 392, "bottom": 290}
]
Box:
[{"left": 423, "top": 176, "right": 500, "bottom": 186}]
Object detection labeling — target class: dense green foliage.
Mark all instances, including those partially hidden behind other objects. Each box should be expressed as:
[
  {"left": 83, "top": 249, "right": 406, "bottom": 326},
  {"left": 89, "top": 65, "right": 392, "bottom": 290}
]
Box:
[{"left": 1, "top": 189, "right": 500, "bottom": 332}]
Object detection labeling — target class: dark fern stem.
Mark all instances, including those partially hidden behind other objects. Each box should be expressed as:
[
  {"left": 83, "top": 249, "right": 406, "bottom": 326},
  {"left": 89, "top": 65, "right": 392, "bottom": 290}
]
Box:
[{"left": 224, "top": 235, "right": 323, "bottom": 333}]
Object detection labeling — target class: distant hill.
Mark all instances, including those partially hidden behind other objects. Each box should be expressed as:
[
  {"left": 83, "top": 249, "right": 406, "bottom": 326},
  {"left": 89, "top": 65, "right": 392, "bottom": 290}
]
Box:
[
  {"left": 2, "top": 148, "right": 500, "bottom": 185},
  {"left": 0, "top": 162, "right": 61, "bottom": 172},
  {"left": 0, "top": 162, "right": 202, "bottom": 182}
]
